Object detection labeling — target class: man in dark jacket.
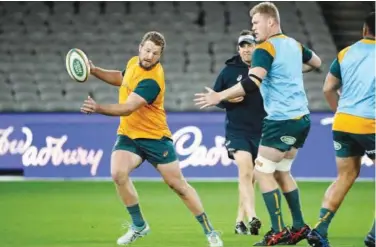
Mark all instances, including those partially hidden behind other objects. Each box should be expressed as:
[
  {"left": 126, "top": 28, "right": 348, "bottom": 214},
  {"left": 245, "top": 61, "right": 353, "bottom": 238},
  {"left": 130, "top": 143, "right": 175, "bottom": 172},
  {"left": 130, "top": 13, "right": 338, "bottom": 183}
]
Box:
[{"left": 213, "top": 30, "right": 266, "bottom": 235}]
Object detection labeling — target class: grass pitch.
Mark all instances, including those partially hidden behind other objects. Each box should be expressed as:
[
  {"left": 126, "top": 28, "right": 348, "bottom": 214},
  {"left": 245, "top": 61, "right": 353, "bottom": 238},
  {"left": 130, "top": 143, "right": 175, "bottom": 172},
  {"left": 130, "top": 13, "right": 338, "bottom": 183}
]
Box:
[{"left": 0, "top": 181, "right": 374, "bottom": 247}]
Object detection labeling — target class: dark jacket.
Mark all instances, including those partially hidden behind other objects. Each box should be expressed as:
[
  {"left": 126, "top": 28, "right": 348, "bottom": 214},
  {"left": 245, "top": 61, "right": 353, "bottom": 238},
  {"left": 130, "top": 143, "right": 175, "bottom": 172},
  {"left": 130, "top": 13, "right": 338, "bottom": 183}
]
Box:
[{"left": 213, "top": 55, "right": 266, "bottom": 137}]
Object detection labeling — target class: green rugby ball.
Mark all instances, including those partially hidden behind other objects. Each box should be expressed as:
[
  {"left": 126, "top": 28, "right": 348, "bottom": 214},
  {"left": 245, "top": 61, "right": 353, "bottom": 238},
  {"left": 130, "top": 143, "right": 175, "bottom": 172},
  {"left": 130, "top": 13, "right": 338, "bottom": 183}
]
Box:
[{"left": 65, "top": 48, "right": 90, "bottom": 83}]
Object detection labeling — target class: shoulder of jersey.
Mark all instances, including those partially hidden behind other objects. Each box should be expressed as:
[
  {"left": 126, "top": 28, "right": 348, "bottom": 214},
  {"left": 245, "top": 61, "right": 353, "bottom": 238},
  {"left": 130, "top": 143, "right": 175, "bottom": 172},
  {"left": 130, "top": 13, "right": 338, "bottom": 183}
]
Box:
[
  {"left": 337, "top": 46, "right": 351, "bottom": 62},
  {"left": 255, "top": 39, "right": 269, "bottom": 46},
  {"left": 126, "top": 56, "right": 139, "bottom": 68},
  {"left": 156, "top": 64, "right": 165, "bottom": 77},
  {"left": 255, "top": 40, "right": 274, "bottom": 50}
]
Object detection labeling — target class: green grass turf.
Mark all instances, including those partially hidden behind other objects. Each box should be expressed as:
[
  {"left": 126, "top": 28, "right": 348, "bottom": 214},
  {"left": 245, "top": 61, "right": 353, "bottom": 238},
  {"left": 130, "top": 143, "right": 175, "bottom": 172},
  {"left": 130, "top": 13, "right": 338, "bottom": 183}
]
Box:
[{"left": 0, "top": 181, "right": 374, "bottom": 247}]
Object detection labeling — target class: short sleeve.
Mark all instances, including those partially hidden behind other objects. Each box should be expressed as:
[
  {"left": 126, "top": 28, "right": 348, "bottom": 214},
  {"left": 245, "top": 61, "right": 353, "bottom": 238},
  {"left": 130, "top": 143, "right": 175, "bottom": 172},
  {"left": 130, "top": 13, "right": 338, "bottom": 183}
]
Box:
[
  {"left": 301, "top": 44, "right": 313, "bottom": 63},
  {"left": 133, "top": 79, "right": 161, "bottom": 104},
  {"left": 251, "top": 42, "right": 275, "bottom": 72},
  {"left": 329, "top": 58, "right": 341, "bottom": 80}
]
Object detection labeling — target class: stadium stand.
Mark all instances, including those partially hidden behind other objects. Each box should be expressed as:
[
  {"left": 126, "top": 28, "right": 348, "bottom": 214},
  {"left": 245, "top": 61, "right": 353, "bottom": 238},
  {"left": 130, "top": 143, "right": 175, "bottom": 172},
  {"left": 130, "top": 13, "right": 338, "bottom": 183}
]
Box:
[
  {"left": 319, "top": 1, "right": 375, "bottom": 50},
  {"left": 0, "top": 1, "right": 371, "bottom": 112}
]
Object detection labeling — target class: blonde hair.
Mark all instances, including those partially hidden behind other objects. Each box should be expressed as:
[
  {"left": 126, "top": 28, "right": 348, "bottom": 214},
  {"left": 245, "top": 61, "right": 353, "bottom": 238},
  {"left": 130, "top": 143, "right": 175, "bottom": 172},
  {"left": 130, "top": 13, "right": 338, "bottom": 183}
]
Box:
[
  {"left": 250, "top": 2, "right": 280, "bottom": 24},
  {"left": 140, "top": 31, "right": 166, "bottom": 52}
]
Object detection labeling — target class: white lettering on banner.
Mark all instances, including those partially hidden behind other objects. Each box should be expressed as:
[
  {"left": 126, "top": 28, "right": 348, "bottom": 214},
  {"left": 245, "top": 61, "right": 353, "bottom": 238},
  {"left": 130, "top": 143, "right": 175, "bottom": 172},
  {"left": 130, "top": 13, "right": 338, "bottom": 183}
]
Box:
[
  {"left": 172, "top": 126, "right": 234, "bottom": 169},
  {"left": 0, "top": 126, "right": 103, "bottom": 176},
  {"left": 320, "top": 117, "right": 334, "bottom": 126},
  {"left": 320, "top": 117, "right": 374, "bottom": 166},
  {"left": 0, "top": 127, "right": 33, "bottom": 155}
]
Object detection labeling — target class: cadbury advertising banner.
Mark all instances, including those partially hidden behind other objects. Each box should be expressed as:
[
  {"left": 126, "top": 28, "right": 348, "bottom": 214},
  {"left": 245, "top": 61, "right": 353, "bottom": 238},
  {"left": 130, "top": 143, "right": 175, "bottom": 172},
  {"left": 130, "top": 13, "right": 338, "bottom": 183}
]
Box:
[{"left": 0, "top": 112, "right": 374, "bottom": 180}]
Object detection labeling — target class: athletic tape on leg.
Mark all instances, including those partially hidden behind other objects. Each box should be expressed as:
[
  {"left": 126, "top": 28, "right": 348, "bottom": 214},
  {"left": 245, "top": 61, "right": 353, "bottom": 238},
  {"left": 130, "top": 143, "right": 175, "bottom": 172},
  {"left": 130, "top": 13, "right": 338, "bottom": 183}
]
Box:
[
  {"left": 276, "top": 158, "right": 294, "bottom": 172},
  {"left": 254, "top": 156, "right": 277, "bottom": 173}
]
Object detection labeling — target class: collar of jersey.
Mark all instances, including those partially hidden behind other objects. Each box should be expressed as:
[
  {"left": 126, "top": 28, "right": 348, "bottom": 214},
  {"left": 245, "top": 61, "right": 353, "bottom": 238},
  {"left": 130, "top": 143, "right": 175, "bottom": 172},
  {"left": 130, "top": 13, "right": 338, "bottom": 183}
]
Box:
[
  {"left": 269, "top": 33, "right": 285, "bottom": 39},
  {"left": 361, "top": 37, "right": 376, "bottom": 44}
]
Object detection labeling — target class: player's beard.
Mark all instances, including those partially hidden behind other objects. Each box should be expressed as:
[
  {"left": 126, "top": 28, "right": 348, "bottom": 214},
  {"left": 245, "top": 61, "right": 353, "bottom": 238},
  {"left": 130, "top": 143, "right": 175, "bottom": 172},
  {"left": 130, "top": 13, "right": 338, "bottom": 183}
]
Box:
[{"left": 139, "top": 60, "right": 159, "bottom": 70}]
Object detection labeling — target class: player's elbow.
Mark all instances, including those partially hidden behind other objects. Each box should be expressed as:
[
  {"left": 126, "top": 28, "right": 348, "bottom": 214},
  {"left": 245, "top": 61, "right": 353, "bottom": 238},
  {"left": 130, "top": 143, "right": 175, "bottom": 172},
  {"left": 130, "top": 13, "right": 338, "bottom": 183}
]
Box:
[
  {"left": 122, "top": 101, "right": 146, "bottom": 116},
  {"left": 115, "top": 80, "right": 123, "bottom": 87},
  {"left": 122, "top": 111, "right": 132, "bottom": 116},
  {"left": 315, "top": 56, "right": 322, "bottom": 68}
]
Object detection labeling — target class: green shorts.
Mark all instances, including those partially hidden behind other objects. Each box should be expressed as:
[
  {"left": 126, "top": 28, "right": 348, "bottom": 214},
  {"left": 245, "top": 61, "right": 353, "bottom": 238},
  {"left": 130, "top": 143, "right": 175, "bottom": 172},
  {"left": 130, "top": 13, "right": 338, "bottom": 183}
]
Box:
[
  {"left": 112, "top": 135, "right": 178, "bottom": 166},
  {"left": 333, "top": 131, "right": 375, "bottom": 159},
  {"left": 225, "top": 132, "right": 260, "bottom": 160},
  {"left": 261, "top": 114, "right": 311, "bottom": 152}
]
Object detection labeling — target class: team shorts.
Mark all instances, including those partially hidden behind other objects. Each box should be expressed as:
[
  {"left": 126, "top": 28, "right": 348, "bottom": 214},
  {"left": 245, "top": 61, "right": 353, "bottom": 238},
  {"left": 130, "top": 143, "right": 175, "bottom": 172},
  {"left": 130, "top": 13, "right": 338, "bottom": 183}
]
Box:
[
  {"left": 112, "top": 135, "right": 178, "bottom": 166},
  {"left": 225, "top": 132, "right": 261, "bottom": 160},
  {"left": 261, "top": 114, "right": 311, "bottom": 152},
  {"left": 333, "top": 131, "right": 375, "bottom": 159}
]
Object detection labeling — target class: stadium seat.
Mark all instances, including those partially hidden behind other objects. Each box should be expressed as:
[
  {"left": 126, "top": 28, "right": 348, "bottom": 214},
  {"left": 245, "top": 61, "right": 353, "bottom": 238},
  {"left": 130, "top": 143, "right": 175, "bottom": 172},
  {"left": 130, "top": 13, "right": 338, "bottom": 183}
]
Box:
[{"left": 0, "top": 1, "right": 340, "bottom": 112}]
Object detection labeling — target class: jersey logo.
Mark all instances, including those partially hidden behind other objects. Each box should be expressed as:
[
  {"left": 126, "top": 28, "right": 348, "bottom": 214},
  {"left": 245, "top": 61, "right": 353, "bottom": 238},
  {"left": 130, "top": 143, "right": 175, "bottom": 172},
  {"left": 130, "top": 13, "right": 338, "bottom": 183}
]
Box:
[
  {"left": 225, "top": 140, "right": 231, "bottom": 147},
  {"left": 334, "top": 141, "right": 342, "bottom": 151},
  {"left": 163, "top": 151, "right": 169, "bottom": 157},
  {"left": 280, "top": 136, "right": 296, "bottom": 145},
  {"left": 237, "top": 75, "right": 243, "bottom": 81}
]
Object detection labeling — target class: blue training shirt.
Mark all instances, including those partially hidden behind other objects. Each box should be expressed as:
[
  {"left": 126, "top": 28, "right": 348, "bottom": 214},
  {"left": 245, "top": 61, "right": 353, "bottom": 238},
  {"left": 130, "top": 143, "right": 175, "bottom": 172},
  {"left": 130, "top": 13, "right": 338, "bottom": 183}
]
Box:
[{"left": 251, "top": 34, "right": 312, "bottom": 120}]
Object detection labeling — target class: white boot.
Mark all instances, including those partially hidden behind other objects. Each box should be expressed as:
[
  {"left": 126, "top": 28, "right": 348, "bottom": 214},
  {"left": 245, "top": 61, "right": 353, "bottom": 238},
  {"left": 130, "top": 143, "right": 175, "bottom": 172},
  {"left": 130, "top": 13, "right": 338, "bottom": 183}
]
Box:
[
  {"left": 116, "top": 223, "right": 150, "bottom": 245},
  {"left": 207, "top": 231, "right": 223, "bottom": 247}
]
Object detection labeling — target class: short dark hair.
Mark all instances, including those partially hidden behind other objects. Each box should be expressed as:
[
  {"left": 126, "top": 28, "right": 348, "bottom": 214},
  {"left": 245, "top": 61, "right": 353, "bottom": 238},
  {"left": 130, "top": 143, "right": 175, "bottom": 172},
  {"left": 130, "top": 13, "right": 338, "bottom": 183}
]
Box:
[
  {"left": 239, "top": 30, "right": 253, "bottom": 36},
  {"left": 365, "top": 12, "right": 375, "bottom": 36},
  {"left": 140, "top": 31, "right": 166, "bottom": 52}
]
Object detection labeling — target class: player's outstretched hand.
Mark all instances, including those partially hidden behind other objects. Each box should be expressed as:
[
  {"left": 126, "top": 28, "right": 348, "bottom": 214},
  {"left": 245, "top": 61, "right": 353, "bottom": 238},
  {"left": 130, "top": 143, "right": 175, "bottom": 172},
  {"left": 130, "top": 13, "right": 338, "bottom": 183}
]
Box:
[
  {"left": 194, "top": 87, "right": 221, "bottom": 109},
  {"left": 81, "top": 96, "right": 98, "bottom": 114}
]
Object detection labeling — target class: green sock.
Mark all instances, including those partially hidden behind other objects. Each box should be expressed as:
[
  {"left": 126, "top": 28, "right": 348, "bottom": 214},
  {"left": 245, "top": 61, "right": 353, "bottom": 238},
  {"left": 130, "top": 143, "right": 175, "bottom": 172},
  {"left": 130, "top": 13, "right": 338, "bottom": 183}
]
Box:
[
  {"left": 284, "top": 189, "right": 305, "bottom": 229},
  {"left": 262, "top": 189, "right": 285, "bottom": 233},
  {"left": 126, "top": 204, "right": 145, "bottom": 228},
  {"left": 370, "top": 220, "right": 375, "bottom": 238},
  {"left": 196, "top": 212, "right": 214, "bottom": 235},
  {"left": 314, "top": 208, "right": 335, "bottom": 237}
]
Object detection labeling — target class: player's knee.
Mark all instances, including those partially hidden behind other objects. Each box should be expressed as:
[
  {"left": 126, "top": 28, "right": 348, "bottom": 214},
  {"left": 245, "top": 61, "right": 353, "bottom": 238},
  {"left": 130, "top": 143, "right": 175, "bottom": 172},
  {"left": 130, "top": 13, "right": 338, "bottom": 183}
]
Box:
[
  {"left": 237, "top": 165, "right": 253, "bottom": 183},
  {"left": 239, "top": 170, "right": 251, "bottom": 181},
  {"left": 111, "top": 169, "right": 129, "bottom": 186},
  {"left": 165, "top": 178, "right": 189, "bottom": 197},
  {"left": 254, "top": 156, "right": 277, "bottom": 174},
  {"left": 237, "top": 160, "right": 252, "bottom": 179},
  {"left": 338, "top": 168, "right": 359, "bottom": 182}
]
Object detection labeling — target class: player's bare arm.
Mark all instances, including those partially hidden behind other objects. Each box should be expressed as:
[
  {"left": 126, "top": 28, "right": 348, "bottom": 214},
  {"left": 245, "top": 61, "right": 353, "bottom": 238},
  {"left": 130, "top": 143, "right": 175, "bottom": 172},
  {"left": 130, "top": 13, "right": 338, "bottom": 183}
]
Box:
[
  {"left": 195, "top": 39, "right": 270, "bottom": 110},
  {"left": 89, "top": 60, "right": 123, "bottom": 87},
  {"left": 303, "top": 52, "right": 322, "bottom": 73},
  {"left": 80, "top": 93, "right": 147, "bottom": 116},
  {"left": 194, "top": 67, "right": 265, "bottom": 109},
  {"left": 323, "top": 72, "right": 341, "bottom": 112}
]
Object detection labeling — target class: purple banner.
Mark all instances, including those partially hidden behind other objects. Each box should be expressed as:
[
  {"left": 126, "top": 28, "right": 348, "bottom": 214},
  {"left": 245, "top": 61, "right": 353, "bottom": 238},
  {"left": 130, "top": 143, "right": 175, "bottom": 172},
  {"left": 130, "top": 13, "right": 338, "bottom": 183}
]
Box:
[{"left": 0, "top": 112, "right": 374, "bottom": 179}]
